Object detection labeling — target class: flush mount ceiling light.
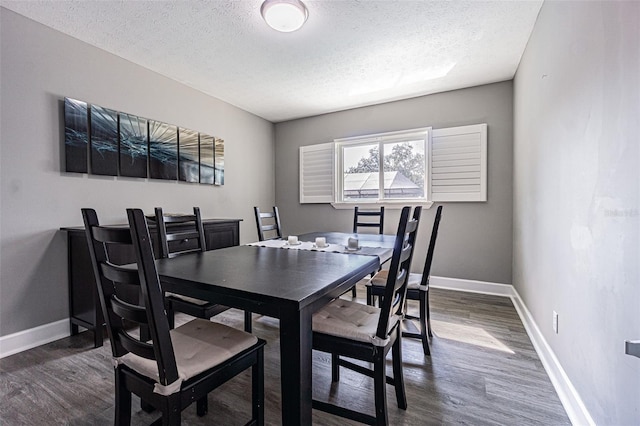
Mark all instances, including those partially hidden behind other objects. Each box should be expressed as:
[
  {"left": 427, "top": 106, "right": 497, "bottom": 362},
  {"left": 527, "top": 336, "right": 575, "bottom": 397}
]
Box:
[{"left": 261, "top": 0, "right": 309, "bottom": 33}]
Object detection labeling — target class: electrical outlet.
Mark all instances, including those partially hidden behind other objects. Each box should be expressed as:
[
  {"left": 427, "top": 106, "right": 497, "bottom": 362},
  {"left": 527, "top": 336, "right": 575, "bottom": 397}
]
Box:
[{"left": 553, "top": 311, "right": 559, "bottom": 334}]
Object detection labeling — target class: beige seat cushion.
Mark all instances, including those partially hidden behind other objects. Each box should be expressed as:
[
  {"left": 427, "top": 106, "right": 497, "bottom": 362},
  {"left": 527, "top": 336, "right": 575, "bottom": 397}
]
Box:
[
  {"left": 117, "top": 318, "right": 257, "bottom": 395},
  {"left": 313, "top": 298, "right": 400, "bottom": 346},
  {"left": 368, "top": 270, "right": 427, "bottom": 291},
  {"left": 165, "top": 292, "right": 211, "bottom": 306}
]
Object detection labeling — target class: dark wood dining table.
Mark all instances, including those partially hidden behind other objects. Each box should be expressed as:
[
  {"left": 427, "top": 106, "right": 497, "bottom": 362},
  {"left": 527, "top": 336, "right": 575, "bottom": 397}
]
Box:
[{"left": 154, "top": 236, "right": 385, "bottom": 425}]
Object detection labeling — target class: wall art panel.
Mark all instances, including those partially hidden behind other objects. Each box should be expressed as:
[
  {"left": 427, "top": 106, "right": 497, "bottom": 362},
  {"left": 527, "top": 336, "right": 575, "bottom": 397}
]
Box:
[
  {"left": 178, "top": 128, "right": 199, "bottom": 183},
  {"left": 64, "top": 98, "right": 89, "bottom": 173},
  {"left": 149, "top": 120, "right": 178, "bottom": 180},
  {"left": 199, "top": 133, "right": 215, "bottom": 185},
  {"left": 215, "top": 137, "right": 225, "bottom": 186},
  {"left": 119, "top": 113, "right": 148, "bottom": 178},
  {"left": 90, "top": 105, "right": 119, "bottom": 176}
]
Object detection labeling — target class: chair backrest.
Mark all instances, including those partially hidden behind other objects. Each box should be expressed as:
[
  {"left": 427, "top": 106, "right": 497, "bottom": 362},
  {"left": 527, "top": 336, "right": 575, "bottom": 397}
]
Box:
[
  {"left": 254, "top": 206, "right": 282, "bottom": 241},
  {"left": 152, "top": 207, "right": 207, "bottom": 259},
  {"left": 353, "top": 206, "right": 385, "bottom": 234},
  {"left": 419, "top": 205, "right": 443, "bottom": 288},
  {"left": 375, "top": 206, "right": 422, "bottom": 340},
  {"left": 82, "top": 208, "right": 178, "bottom": 386}
]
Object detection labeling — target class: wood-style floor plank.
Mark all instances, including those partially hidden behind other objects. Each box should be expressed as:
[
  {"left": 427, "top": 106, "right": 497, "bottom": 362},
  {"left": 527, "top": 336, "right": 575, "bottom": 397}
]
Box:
[{"left": 0, "top": 288, "right": 570, "bottom": 425}]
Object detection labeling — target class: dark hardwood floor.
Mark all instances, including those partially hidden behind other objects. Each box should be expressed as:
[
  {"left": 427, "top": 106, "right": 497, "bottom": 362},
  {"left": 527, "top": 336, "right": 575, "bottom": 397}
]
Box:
[{"left": 0, "top": 288, "right": 570, "bottom": 425}]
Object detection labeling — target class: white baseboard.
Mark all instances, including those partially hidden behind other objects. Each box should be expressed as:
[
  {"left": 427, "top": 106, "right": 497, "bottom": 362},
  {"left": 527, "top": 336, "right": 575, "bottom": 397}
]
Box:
[
  {"left": 0, "top": 318, "right": 70, "bottom": 359},
  {"left": 510, "top": 288, "right": 595, "bottom": 426},
  {"left": 431, "top": 275, "right": 594, "bottom": 426},
  {"left": 430, "top": 275, "right": 515, "bottom": 297}
]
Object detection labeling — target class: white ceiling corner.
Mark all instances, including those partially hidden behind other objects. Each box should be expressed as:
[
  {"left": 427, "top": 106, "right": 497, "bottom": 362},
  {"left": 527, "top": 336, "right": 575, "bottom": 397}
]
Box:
[{"left": 1, "top": 0, "right": 543, "bottom": 123}]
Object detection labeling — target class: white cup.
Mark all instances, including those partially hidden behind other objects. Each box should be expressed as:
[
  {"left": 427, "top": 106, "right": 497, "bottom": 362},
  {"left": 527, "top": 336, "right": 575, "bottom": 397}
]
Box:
[
  {"left": 315, "top": 237, "right": 327, "bottom": 248},
  {"left": 287, "top": 235, "right": 298, "bottom": 245},
  {"left": 347, "top": 237, "right": 359, "bottom": 250}
]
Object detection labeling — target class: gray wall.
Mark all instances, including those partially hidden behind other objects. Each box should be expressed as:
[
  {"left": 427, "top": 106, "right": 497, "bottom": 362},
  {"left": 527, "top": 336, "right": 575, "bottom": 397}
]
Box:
[
  {"left": 513, "top": 1, "right": 639, "bottom": 424},
  {"left": 274, "top": 82, "right": 513, "bottom": 284},
  {"left": 0, "top": 9, "right": 275, "bottom": 337}
]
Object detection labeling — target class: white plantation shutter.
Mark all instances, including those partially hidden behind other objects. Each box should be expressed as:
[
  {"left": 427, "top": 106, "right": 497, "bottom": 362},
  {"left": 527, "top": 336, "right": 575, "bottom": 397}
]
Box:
[
  {"left": 299, "top": 143, "right": 335, "bottom": 203},
  {"left": 428, "top": 124, "right": 487, "bottom": 202}
]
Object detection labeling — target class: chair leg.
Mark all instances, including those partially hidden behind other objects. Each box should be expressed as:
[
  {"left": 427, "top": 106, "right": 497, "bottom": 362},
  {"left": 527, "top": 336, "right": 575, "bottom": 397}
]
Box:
[
  {"left": 114, "top": 368, "right": 132, "bottom": 426},
  {"left": 366, "top": 286, "right": 373, "bottom": 306},
  {"left": 252, "top": 348, "right": 265, "bottom": 425},
  {"left": 331, "top": 353, "right": 340, "bottom": 382},
  {"left": 419, "top": 291, "right": 431, "bottom": 356},
  {"left": 373, "top": 354, "right": 389, "bottom": 426},
  {"left": 196, "top": 397, "right": 208, "bottom": 417},
  {"left": 392, "top": 337, "right": 407, "bottom": 410},
  {"left": 244, "top": 311, "right": 252, "bottom": 333},
  {"left": 162, "top": 394, "right": 181, "bottom": 426},
  {"left": 165, "top": 300, "right": 176, "bottom": 330},
  {"left": 425, "top": 289, "right": 433, "bottom": 338},
  {"left": 351, "top": 286, "right": 357, "bottom": 298}
]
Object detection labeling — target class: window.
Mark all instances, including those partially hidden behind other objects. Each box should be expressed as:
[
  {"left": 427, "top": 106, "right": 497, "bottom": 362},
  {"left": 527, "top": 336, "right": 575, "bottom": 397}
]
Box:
[
  {"left": 336, "top": 128, "right": 429, "bottom": 203},
  {"left": 299, "top": 123, "right": 487, "bottom": 204}
]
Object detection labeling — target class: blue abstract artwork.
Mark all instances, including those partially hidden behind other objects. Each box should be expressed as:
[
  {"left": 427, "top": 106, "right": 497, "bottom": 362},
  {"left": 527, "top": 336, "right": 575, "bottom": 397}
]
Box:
[
  {"left": 199, "top": 134, "right": 214, "bottom": 185},
  {"left": 178, "top": 128, "right": 199, "bottom": 183},
  {"left": 63, "top": 97, "right": 224, "bottom": 185},
  {"left": 149, "top": 121, "right": 178, "bottom": 180},
  {"left": 215, "top": 137, "right": 225, "bottom": 186},
  {"left": 90, "top": 105, "right": 119, "bottom": 176},
  {"left": 64, "top": 98, "right": 88, "bottom": 173},
  {"left": 119, "top": 113, "right": 148, "bottom": 178}
]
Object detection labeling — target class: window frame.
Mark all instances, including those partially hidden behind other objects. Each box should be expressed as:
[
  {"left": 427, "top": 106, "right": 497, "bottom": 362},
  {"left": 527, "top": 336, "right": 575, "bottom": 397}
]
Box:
[{"left": 334, "top": 127, "right": 431, "bottom": 206}]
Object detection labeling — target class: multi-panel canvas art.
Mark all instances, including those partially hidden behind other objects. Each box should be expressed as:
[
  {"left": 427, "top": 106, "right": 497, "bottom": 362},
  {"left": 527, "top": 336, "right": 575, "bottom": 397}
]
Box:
[
  {"left": 63, "top": 97, "right": 224, "bottom": 185},
  {"left": 215, "top": 137, "right": 225, "bottom": 186},
  {"left": 90, "top": 105, "right": 119, "bottom": 176},
  {"left": 64, "top": 98, "right": 89, "bottom": 173},
  {"left": 149, "top": 121, "right": 178, "bottom": 180},
  {"left": 119, "top": 113, "right": 148, "bottom": 178},
  {"left": 199, "top": 134, "right": 215, "bottom": 185},
  {"left": 178, "top": 128, "right": 199, "bottom": 183}
]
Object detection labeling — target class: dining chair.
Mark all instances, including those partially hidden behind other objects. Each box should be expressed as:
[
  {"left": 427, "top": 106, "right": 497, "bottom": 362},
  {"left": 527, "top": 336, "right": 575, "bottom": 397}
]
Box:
[
  {"left": 82, "top": 208, "right": 265, "bottom": 425},
  {"left": 312, "top": 205, "right": 421, "bottom": 425},
  {"left": 254, "top": 206, "right": 282, "bottom": 241},
  {"left": 149, "top": 207, "right": 244, "bottom": 331},
  {"left": 353, "top": 206, "right": 385, "bottom": 234},
  {"left": 348, "top": 206, "right": 385, "bottom": 297},
  {"left": 367, "top": 205, "right": 443, "bottom": 355}
]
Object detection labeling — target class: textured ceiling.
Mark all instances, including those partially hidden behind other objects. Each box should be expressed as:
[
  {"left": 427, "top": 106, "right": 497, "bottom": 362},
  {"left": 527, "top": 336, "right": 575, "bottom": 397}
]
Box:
[{"left": 1, "top": 0, "right": 542, "bottom": 123}]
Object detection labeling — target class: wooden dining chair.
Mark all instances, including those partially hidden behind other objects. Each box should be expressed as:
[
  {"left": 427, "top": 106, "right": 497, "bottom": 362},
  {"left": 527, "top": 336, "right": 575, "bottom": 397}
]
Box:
[
  {"left": 82, "top": 208, "right": 265, "bottom": 425},
  {"left": 254, "top": 206, "right": 282, "bottom": 241},
  {"left": 367, "top": 205, "right": 443, "bottom": 355},
  {"left": 353, "top": 206, "right": 385, "bottom": 234},
  {"left": 312, "top": 206, "right": 421, "bottom": 425},
  {"left": 149, "top": 207, "right": 235, "bottom": 330},
  {"left": 348, "top": 206, "right": 385, "bottom": 297}
]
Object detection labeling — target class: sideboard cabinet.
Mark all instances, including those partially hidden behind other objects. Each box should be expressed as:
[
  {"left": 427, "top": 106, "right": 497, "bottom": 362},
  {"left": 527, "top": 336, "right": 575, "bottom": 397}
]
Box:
[{"left": 61, "top": 219, "right": 241, "bottom": 347}]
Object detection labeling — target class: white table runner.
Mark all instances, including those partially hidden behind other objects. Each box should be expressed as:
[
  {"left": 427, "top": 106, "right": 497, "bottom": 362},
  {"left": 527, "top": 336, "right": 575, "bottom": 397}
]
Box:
[{"left": 246, "top": 239, "right": 392, "bottom": 262}]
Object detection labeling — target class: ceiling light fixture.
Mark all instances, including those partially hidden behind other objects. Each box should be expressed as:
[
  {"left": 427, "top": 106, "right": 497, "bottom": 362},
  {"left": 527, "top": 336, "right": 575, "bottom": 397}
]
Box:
[{"left": 261, "top": 0, "right": 308, "bottom": 33}]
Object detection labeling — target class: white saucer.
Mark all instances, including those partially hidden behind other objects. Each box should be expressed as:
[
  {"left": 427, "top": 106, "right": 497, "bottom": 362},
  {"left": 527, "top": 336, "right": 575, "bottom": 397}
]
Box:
[
  {"left": 285, "top": 241, "right": 302, "bottom": 246},
  {"left": 312, "top": 244, "right": 330, "bottom": 249},
  {"left": 345, "top": 246, "right": 361, "bottom": 251}
]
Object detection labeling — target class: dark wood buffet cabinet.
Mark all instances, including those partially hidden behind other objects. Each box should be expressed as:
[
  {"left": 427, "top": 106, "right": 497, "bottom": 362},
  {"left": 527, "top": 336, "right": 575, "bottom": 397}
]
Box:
[{"left": 61, "top": 219, "right": 241, "bottom": 347}]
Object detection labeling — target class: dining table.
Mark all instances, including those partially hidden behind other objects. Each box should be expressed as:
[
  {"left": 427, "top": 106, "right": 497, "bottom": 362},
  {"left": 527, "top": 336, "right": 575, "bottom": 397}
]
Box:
[{"left": 154, "top": 232, "right": 394, "bottom": 425}]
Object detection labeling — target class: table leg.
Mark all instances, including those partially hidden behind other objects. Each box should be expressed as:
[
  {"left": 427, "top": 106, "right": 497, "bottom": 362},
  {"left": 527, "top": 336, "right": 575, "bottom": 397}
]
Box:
[{"left": 279, "top": 307, "right": 312, "bottom": 425}]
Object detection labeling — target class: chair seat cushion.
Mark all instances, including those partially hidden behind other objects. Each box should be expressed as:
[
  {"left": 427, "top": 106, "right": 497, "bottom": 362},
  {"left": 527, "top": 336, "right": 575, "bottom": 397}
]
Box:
[
  {"left": 117, "top": 318, "right": 257, "bottom": 395},
  {"left": 368, "top": 270, "right": 428, "bottom": 291},
  {"left": 312, "top": 298, "right": 400, "bottom": 346},
  {"left": 166, "top": 292, "right": 212, "bottom": 306}
]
